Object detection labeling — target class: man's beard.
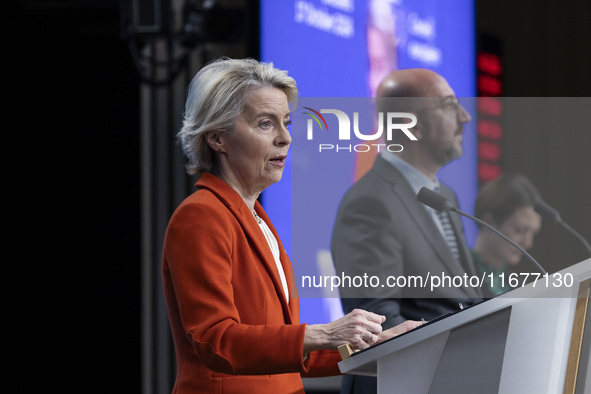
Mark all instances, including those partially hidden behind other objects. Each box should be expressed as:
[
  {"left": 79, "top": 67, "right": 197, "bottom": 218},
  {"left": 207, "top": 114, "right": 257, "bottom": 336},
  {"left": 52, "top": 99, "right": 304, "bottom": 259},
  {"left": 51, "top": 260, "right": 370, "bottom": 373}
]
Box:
[{"left": 427, "top": 124, "right": 464, "bottom": 166}]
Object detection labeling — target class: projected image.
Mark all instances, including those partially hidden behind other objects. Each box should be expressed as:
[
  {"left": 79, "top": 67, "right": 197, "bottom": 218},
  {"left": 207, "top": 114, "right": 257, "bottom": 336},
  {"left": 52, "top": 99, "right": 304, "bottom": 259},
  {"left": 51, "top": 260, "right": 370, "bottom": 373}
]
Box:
[
  {"left": 261, "top": 0, "right": 476, "bottom": 324},
  {"left": 367, "top": 0, "right": 398, "bottom": 97}
]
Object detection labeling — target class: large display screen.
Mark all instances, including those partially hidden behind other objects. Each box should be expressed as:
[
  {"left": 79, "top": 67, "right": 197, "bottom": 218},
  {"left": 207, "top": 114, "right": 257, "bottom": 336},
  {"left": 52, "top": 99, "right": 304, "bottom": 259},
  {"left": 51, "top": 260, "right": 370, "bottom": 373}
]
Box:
[{"left": 260, "top": 0, "right": 477, "bottom": 324}]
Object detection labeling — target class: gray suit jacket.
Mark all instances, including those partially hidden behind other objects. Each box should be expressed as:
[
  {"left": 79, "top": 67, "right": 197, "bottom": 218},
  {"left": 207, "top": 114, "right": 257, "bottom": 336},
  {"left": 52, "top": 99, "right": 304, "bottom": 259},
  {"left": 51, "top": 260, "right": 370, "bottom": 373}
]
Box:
[
  {"left": 331, "top": 155, "right": 483, "bottom": 325},
  {"left": 331, "top": 156, "right": 483, "bottom": 394}
]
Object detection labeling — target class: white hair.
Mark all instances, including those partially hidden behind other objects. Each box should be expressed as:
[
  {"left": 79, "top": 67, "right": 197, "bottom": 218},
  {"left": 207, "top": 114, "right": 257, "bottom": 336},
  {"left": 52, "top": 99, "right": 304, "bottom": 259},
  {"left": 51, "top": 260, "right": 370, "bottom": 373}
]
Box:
[{"left": 177, "top": 57, "right": 298, "bottom": 175}]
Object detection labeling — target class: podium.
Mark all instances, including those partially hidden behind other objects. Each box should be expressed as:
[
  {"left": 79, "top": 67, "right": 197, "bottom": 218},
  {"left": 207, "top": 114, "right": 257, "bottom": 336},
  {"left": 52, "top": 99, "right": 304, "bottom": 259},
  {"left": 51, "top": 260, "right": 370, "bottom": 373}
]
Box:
[{"left": 338, "top": 259, "right": 591, "bottom": 394}]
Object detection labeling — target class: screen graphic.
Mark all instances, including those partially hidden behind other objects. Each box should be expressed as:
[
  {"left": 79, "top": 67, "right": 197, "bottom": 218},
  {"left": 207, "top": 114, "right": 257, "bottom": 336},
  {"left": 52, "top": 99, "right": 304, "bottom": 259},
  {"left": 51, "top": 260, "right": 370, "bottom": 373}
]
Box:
[{"left": 261, "top": 0, "right": 476, "bottom": 324}]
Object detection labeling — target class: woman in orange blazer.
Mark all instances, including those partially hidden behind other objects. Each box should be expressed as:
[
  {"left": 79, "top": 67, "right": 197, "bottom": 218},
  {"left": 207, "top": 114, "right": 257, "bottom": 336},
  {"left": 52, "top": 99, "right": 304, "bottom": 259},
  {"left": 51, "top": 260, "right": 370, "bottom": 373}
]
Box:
[{"left": 162, "top": 58, "right": 420, "bottom": 393}]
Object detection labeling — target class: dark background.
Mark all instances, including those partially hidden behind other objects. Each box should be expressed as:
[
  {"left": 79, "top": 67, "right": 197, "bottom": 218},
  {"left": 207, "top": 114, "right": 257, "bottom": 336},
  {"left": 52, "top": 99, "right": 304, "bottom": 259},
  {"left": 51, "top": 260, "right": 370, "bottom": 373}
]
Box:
[{"left": 6, "top": 0, "right": 589, "bottom": 392}]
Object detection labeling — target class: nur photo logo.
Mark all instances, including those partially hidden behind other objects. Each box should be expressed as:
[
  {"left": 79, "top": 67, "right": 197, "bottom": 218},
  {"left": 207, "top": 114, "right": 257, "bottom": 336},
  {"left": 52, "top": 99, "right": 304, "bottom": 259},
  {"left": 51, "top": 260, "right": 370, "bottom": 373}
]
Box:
[{"left": 302, "top": 106, "right": 418, "bottom": 153}]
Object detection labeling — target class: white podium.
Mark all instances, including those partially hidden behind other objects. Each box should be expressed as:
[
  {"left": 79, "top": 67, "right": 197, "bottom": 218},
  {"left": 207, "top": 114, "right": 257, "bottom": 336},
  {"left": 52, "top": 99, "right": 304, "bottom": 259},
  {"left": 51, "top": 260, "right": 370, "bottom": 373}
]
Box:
[{"left": 338, "top": 259, "right": 591, "bottom": 394}]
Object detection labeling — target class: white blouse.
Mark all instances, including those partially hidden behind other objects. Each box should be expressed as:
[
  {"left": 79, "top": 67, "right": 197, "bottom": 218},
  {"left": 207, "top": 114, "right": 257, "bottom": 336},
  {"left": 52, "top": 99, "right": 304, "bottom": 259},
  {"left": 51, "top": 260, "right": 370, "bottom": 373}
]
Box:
[{"left": 256, "top": 216, "right": 290, "bottom": 304}]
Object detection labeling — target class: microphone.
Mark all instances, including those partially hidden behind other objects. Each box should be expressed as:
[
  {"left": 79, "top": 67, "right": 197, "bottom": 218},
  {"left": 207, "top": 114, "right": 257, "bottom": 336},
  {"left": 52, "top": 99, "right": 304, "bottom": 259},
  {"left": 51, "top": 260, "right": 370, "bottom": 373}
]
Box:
[
  {"left": 533, "top": 200, "right": 561, "bottom": 224},
  {"left": 535, "top": 200, "right": 591, "bottom": 254},
  {"left": 417, "top": 187, "right": 547, "bottom": 274}
]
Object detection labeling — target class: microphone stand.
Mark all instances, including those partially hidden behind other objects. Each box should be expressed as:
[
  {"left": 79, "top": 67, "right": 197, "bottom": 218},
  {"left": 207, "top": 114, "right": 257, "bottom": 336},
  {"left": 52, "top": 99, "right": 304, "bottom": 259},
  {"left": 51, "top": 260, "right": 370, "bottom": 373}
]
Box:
[
  {"left": 557, "top": 221, "right": 591, "bottom": 255},
  {"left": 536, "top": 200, "right": 591, "bottom": 255},
  {"left": 417, "top": 186, "right": 548, "bottom": 275},
  {"left": 450, "top": 207, "right": 547, "bottom": 275}
]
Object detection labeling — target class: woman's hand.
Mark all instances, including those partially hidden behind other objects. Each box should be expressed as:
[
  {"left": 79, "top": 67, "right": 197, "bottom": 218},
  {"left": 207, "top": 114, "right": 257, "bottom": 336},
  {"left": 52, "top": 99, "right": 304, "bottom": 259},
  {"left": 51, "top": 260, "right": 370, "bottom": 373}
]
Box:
[
  {"left": 376, "top": 320, "right": 423, "bottom": 344},
  {"left": 303, "top": 309, "right": 386, "bottom": 354}
]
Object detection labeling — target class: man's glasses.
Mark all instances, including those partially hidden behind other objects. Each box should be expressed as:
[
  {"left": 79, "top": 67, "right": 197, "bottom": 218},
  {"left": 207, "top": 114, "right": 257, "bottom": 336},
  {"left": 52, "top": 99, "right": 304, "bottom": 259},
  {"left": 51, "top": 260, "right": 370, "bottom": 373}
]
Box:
[{"left": 416, "top": 96, "right": 462, "bottom": 114}]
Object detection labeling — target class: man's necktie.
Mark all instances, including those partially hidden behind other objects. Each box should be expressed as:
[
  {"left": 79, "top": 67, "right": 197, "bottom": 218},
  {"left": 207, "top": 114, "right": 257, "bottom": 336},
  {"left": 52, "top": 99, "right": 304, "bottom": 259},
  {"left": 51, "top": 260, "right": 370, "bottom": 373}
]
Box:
[{"left": 434, "top": 187, "right": 460, "bottom": 261}]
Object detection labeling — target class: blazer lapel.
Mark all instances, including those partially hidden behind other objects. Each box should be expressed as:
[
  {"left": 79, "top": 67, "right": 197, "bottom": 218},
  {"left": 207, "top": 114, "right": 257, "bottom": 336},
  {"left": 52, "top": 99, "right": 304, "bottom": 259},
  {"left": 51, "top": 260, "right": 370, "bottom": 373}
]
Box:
[
  {"left": 374, "top": 158, "right": 470, "bottom": 278},
  {"left": 396, "top": 184, "right": 469, "bottom": 278},
  {"left": 254, "top": 203, "right": 298, "bottom": 323},
  {"left": 196, "top": 173, "right": 294, "bottom": 323},
  {"left": 236, "top": 202, "right": 295, "bottom": 324}
]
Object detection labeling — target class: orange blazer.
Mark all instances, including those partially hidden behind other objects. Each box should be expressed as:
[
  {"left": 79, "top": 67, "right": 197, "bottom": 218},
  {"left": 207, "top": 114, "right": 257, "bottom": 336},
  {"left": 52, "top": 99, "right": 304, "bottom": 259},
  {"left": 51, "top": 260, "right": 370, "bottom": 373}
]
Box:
[{"left": 162, "top": 173, "right": 341, "bottom": 393}]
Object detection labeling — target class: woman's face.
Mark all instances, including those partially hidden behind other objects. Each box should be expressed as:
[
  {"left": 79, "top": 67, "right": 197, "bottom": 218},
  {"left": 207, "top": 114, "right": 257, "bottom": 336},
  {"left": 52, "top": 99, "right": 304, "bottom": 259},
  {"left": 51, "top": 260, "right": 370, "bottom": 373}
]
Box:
[
  {"left": 218, "top": 87, "right": 292, "bottom": 195},
  {"left": 490, "top": 206, "right": 542, "bottom": 266}
]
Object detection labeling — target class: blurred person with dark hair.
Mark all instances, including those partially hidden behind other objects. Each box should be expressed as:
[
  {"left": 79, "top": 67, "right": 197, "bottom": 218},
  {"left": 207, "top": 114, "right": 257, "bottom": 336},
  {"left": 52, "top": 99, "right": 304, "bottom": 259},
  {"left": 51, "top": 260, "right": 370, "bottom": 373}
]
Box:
[{"left": 472, "top": 173, "right": 543, "bottom": 297}]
